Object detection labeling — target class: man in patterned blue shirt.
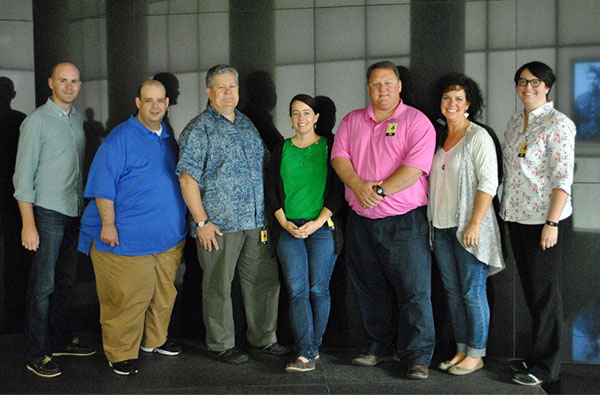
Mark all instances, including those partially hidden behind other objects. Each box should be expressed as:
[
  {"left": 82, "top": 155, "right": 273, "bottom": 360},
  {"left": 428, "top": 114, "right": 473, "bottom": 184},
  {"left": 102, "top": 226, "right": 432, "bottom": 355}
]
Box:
[{"left": 177, "top": 64, "right": 289, "bottom": 364}]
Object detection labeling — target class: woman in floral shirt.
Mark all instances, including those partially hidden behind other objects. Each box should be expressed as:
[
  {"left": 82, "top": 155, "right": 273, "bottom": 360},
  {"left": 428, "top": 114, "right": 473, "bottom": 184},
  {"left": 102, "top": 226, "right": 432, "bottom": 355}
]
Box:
[{"left": 500, "top": 61, "right": 576, "bottom": 386}]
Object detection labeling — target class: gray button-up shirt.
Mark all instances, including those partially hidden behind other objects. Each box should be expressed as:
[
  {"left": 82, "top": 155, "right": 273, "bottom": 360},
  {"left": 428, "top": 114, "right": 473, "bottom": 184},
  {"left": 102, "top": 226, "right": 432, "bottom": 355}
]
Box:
[{"left": 13, "top": 98, "right": 85, "bottom": 217}]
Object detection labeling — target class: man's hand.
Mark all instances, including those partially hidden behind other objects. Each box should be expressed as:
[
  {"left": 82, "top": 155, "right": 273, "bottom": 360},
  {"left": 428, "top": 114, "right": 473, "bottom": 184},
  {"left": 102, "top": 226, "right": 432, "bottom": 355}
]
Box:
[
  {"left": 352, "top": 180, "right": 383, "bottom": 209},
  {"left": 21, "top": 223, "right": 39, "bottom": 251},
  {"left": 100, "top": 224, "right": 120, "bottom": 247},
  {"left": 197, "top": 222, "right": 223, "bottom": 252}
]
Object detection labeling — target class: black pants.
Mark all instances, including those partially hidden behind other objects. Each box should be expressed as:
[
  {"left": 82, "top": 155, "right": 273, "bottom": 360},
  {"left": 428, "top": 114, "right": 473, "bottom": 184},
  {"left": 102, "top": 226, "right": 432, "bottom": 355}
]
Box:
[{"left": 508, "top": 216, "right": 571, "bottom": 382}]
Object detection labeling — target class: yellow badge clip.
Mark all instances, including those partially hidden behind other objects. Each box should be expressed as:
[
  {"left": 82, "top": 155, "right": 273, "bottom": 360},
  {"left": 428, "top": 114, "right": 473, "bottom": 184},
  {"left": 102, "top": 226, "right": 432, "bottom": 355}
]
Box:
[
  {"left": 260, "top": 228, "right": 268, "bottom": 245},
  {"left": 386, "top": 122, "right": 397, "bottom": 136},
  {"left": 518, "top": 142, "right": 529, "bottom": 158},
  {"left": 327, "top": 218, "right": 335, "bottom": 231}
]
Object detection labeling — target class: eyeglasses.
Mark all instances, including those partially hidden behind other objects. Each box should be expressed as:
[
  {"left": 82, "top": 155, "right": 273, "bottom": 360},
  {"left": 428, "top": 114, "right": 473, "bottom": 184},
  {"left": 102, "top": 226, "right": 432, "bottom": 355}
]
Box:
[{"left": 518, "top": 78, "right": 542, "bottom": 87}]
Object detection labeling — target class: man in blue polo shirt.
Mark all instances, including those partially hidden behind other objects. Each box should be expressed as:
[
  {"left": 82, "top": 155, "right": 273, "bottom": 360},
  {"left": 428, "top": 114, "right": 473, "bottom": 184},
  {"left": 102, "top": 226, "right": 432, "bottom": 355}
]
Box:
[{"left": 78, "top": 80, "right": 187, "bottom": 376}]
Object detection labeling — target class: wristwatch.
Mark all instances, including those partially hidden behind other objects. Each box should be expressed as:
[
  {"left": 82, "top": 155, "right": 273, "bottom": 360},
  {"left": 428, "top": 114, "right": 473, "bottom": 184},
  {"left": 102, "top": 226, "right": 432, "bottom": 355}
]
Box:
[
  {"left": 195, "top": 219, "right": 209, "bottom": 228},
  {"left": 374, "top": 185, "right": 386, "bottom": 197}
]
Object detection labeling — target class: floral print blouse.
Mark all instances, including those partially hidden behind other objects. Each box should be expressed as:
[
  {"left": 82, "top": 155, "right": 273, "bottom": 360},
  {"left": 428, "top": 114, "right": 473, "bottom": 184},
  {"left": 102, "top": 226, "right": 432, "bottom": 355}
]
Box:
[{"left": 500, "top": 102, "right": 576, "bottom": 224}]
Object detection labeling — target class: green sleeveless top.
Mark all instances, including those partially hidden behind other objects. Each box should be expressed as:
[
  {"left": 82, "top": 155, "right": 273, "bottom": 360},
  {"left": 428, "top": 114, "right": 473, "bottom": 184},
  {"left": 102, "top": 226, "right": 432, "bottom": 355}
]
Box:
[{"left": 280, "top": 137, "right": 328, "bottom": 220}]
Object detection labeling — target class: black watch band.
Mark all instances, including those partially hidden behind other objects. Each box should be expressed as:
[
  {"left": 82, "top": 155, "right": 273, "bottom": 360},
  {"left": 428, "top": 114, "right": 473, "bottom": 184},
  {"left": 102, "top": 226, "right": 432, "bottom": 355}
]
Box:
[
  {"left": 545, "top": 220, "right": 558, "bottom": 227},
  {"left": 375, "top": 185, "right": 386, "bottom": 197},
  {"left": 195, "top": 219, "right": 209, "bottom": 228}
]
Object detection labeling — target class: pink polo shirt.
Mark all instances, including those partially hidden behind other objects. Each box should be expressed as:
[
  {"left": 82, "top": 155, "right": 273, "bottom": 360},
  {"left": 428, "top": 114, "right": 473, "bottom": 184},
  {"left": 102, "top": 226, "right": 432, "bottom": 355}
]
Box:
[{"left": 331, "top": 101, "right": 435, "bottom": 219}]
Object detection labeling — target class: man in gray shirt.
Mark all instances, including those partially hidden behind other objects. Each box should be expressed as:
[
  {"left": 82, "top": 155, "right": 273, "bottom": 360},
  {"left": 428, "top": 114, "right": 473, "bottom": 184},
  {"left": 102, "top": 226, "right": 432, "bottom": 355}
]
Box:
[{"left": 13, "top": 62, "right": 95, "bottom": 378}]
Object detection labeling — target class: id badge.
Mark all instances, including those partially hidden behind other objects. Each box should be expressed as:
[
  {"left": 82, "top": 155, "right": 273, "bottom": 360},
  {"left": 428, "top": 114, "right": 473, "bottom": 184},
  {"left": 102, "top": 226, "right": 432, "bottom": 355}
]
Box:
[
  {"left": 260, "top": 228, "right": 268, "bottom": 245},
  {"left": 386, "top": 122, "right": 397, "bottom": 136},
  {"left": 518, "top": 142, "right": 529, "bottom": 158},
  {"left": 327, "top": 218, "right": 335, "bottom": 230}
]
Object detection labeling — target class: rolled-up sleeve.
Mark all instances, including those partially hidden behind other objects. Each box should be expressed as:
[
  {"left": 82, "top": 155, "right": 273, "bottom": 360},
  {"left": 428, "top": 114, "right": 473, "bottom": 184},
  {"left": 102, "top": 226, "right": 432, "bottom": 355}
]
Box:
[
  {"left": 176, "top": 123, "right": 207, "bottom": 183},
  {"left": 470, "top": 128, "right": 499, "bottom": 197},
  {"left": 13, "top": 116, "right": 42, "bottom": 203},
  {"left": 548, "top": 117, "right": 576, "bottom": 195}
]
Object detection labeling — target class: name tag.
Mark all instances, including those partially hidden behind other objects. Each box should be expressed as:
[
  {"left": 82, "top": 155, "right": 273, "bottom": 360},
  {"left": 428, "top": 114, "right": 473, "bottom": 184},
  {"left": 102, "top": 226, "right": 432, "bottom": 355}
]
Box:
[
  {"left": 386, "top": 122, "right": 397, "bottom": 136},
  {"left": 518, "top": 142, "right": 529, "bottom": 158}
]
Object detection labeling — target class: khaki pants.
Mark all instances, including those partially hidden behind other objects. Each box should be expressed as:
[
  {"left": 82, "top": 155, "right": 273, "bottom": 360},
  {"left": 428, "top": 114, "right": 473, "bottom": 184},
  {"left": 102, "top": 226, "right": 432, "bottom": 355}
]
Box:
[
  {"left": 91, "top": 240, "right": 184, "bottom": 363},
  {"left": 196, "top": 228, "right": 280, "bottom": 351}
]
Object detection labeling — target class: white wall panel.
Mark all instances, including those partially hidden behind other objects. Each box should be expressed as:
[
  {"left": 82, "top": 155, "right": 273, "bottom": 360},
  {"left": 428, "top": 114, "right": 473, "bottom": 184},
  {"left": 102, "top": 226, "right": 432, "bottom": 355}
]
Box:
[
  {"left": 198, "top": 13, "right": 229, "bottom": 70},
  {"left": 464, "top": 52, "right": 488, "bottom": 122},
  {"left": 315, "top": 60, "right": 366, "bottom": 133},
  {"left": 274, "top": 64, "right": 315, "bottom": 138},
  {"left": 168, "top": 72, "right": 202, "bottom": 140},
  {"left": 516, "top": 0, "right": 555, "bottom": 47},
  {"left": 487, "top": 51, "right": 517, "bottom": 143},
  {"left": 0, "top": 0, "right": 32, "bottom": 20},
  {"left": 315, "top": 7, "right": 365, "bottom": 62},
  {"left": 366, "top": 4, "right": 410, "bottom": 58},
  {"left": 558, "top": 0, "right": 600, "bottom": 45},
  {"left": 275, "top": 8, "right": 315, "bottom": 64},
  {"left": 465, "top": 1, "right": 487, "bottom": 51},
  {"left": 0, "top": 21, "right": 33, "bottom": 70},
  {"left": 147, "top": 15, "right": 169, "bottom": 72},
  {"left": 488, "top": 0, "right": 516, "bottom": 49},
  {"left": 0, "top": 69, "right": 35, "bottom": 115},
  {"left": 168, "top": 14, "right": 199, "bottom": 73}
]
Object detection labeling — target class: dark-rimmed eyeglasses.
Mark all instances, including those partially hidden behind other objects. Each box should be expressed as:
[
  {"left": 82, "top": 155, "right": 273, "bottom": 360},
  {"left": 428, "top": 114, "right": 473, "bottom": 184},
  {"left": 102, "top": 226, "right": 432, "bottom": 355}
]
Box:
[{"left": 518, "top": 78, "right": 542, "bottom": 87}]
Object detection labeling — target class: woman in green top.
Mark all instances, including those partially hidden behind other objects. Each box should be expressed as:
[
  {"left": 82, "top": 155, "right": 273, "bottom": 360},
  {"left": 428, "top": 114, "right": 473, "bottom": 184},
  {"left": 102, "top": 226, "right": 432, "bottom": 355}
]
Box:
[{"left": 265, "top": 94, "right": 344, "bottom": 373}]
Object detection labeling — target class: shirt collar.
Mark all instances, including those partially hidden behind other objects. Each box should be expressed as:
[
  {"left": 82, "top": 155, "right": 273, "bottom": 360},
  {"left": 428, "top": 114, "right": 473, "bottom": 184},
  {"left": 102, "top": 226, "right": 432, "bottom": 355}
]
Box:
[
  {"left": 128, "top": 115, "right": 170, "bottom": 140},
  {"left": 365, "top": 100, "right": 406, "bottom": 123},
  {"left": 206, "top": 105, "right": 241, "bottom": 125},
  {"left": 529, "top": 101, "right": 554, "bottom": 118},
  {"left": 45, "top": 97, "right": 77, "bottom": 117}
]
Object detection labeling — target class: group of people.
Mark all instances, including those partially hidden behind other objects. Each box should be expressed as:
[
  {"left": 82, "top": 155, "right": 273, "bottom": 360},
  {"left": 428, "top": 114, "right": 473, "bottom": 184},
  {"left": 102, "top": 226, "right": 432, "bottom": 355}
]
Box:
[{"left": 10, "top": 58, "right": 574, "bottom": 388}]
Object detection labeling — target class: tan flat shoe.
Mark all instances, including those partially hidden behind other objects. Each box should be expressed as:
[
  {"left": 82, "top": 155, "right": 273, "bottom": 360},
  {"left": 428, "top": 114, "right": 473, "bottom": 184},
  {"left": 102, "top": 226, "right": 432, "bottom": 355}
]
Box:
[{"left": 448, "top": 359, "right": 484, "bottom": 375}]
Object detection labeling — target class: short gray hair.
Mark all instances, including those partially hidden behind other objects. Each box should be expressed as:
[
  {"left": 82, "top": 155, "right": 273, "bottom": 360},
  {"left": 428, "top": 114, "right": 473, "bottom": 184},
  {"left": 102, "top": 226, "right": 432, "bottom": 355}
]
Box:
[{"left": 206, "top": 64, "right": 239, "bottom": 88}]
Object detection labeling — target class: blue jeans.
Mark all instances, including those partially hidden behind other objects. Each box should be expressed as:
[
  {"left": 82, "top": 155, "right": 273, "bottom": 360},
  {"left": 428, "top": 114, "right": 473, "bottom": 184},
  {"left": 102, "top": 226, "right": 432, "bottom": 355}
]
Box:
[
  {"left": 25, "top": 207, "right": 79, "bottom": 362},
  {"left": 433, "top": 227, "right": 489, "bottom": 357},
  {"left": 346, "top": 208, "right": 435, "bottom": 365},
  {"left": 277, "top": 221, "right": 337, "bottom": 361}
]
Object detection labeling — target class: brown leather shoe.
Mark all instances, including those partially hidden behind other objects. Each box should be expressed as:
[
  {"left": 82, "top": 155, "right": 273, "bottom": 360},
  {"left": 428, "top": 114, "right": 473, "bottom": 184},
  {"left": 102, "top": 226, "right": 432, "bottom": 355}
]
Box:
[{"left": 407, "top": 363, "right": 429, "bottom": 380}]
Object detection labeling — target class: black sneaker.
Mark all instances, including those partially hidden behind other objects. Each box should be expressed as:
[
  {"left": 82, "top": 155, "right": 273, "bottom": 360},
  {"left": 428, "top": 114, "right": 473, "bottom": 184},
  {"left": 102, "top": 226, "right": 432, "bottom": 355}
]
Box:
[
  {"left": 52, "top": 337, "right": 96, "bottom": 357},
  {"left": 141, "top": 340, "right": 182, "bottom": 356},
  {"left": 109, "top": 359, "right": 139, "bottom": 376},
  {"left": 26, "top": 356, "right": 61, "bottom": 378},
  {"left": 214, "top": 347, "right": 249, "bottom": 364},
  {"left": 512, "top": 372, "right": 543, "bottom": 386},
  {"left": 247, "top": 342, "right": 292, "bottom": 357},
  {"left": 285, "top": 357, "right": 316, "bottom": 373},
  {"left": 509, "top": 359, "right": 529, "bottom": 372}
]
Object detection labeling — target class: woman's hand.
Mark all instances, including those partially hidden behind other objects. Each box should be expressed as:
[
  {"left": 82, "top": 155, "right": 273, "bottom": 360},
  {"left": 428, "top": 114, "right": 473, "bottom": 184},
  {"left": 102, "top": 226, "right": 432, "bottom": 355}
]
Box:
[
  {"left": 283, "top": 220, "right": 304, "bottom": 238},
  {"left": 462, "top": 223, "right": 481, "bottom": 248},
  {"left": 297, "top": 221, "right": 322, "bottom": 238},
  {"left": 540, "top": 224, "right": 558, "bottom": 250}
]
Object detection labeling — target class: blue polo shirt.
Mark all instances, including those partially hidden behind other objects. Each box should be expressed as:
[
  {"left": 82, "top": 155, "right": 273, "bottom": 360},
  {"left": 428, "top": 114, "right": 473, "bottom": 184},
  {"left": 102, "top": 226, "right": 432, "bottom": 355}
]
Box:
[{"left": 78, "top": 115, "right": 187, "bottom": 256}]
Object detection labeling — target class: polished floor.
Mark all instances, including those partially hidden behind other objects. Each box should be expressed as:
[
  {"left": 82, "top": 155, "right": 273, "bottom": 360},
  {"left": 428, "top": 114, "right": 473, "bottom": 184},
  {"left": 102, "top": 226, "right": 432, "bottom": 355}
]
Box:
[{"left": 0, "top": 332, "right": 598, "bottom": 394}]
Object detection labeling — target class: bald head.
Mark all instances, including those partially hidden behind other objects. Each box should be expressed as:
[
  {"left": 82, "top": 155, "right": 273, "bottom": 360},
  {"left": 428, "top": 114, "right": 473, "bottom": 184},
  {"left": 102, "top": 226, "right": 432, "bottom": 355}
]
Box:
[{"left": 137, "top": 80, "right": 166, "bottom": 100}]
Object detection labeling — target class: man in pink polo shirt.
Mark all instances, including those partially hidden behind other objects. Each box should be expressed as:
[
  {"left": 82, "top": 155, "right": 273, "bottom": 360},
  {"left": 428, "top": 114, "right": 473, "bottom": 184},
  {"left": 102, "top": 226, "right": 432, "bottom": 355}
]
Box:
[{"left": 331, "top": 61, "right": 436, "bottom": 380}]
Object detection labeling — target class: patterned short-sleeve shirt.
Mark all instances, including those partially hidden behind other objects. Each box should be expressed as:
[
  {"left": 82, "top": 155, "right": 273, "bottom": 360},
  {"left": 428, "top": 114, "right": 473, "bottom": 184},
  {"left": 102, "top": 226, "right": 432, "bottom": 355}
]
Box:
[
  {"left": 500, "top": 102, "right": 576, "bottom": 223},
  {"left": 176, "top": 106, "right": 267, "bottom": 234}
]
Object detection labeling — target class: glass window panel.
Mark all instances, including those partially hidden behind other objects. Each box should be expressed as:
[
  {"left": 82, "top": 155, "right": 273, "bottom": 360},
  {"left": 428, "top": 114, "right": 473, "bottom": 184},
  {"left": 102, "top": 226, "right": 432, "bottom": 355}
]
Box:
[
  {"left": 275, "top": 8, "right": 315, "bottom": 64},
  {"left": 516, "top": 0, "right": 555, "bottom": 47},
  {"left": 198, "top": 13, "right": 229, "bottom": 70},
  {"left": 168, "top": 14, "right": 199, "bottom": 73},
  {"left": 315, "top": 60, "right": 366, "bottom": 131},
  {"left": 0, "top": 21, "right": 33, "bottom": 69},
  {"left": 465, "top": 1, "right": 486, "bottom": 51},
  {"left": 148, "top": 15, "right": 169, "bottom": 73},
  {"left": 488, "top": 0, "right": 516, "bottom": 49},
  {"left": 315, "top": 7, "right": 365, "bottom": 62},
  {"left": 274, "top": 64, "right": 315, "bottom": 138},
  {"left": 0, "top": 0, "right": 32, "bottom": 20},
  {"left": 366, "top": 4, "right": 410, "bottom": 58},
  {"left": 558, "top": 0, "right": 600, "bottom": 45}
]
